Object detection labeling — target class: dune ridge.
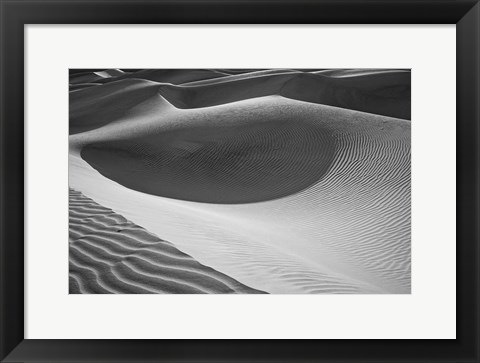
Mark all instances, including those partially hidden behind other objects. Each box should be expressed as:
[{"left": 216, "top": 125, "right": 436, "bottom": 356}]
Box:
[
  {"left": 94, "top": 69, "right": 230, "bottom": 85},
  {"left": 69, "top": 188, "right": 264, "bottom": 294},
  {"left": 70, "top": 69, "right": 411, "bottom": 129}
]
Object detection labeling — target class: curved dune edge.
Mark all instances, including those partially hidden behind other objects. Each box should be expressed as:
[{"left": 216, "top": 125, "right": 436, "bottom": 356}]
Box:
[
  {"left": 75, "top": 95, "right": 407, "bottom": 207},
  {"left": 80, "top": 108, "right": 337, "bottom": 204},
  {"left": 69, "top": 188, "right": 265, "bottom": 294},
  {"left": 70, "top": 95, "right": 410, "bottom": 294}
]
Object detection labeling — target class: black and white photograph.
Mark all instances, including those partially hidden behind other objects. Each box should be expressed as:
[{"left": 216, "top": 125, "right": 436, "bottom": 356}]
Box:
[{"left": 69, "top": 68, "right": 411, "bottom": 294}]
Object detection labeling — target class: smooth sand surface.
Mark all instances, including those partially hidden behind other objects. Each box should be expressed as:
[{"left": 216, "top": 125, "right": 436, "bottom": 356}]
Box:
[
  {"left": 69, "top": 188, "right": 264, "bottom": 293},
  {"left": 69, "top": 69, "right": 411, "bottom": 294}
]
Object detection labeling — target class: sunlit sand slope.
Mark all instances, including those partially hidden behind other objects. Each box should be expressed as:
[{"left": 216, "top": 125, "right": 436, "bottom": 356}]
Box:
[{"left": 69, "top": 188, "right": 264, "bottom": 294}]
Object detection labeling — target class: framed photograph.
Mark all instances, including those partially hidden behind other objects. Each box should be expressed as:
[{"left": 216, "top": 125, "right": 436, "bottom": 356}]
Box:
[{"left": 1, "top": 0, "right": 478, "bottom": 362}]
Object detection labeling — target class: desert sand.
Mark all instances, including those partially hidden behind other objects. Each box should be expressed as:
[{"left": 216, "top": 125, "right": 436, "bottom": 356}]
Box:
[
  {"left": 69, "top": 68, "right": 411, "bottom": 294},
  {"left": 69, "top": 188, "right": 263, "bottom": 293}
]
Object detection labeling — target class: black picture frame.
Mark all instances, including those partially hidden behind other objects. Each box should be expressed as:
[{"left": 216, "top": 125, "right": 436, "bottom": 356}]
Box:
[{"left": 1, "top": 1, "right": 479, "bottom": 362}]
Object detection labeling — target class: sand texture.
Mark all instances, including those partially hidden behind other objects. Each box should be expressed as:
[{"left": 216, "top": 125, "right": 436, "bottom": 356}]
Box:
[
  {"left": 69, "top": 68, "right": 411, "bottom": 294},
  {"left": 69, "top": 188, "right": 264, "bottom": 294}
]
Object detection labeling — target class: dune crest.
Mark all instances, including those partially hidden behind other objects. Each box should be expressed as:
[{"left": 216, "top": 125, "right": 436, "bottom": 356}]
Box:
[{"left": 69, "top": 188, "right": 264, "bottom": 294}]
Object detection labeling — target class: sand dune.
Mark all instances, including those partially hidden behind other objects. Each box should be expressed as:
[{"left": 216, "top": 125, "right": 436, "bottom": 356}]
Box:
[
  {"left": 159, "top": 71, "right": 410, "bottom": 119},
  {"left": 69, "top": 69, "right": 125, "bottom": 85},
  {"left": 311, "top": 68, "right": 410, "bottom": 77},
  {"left": 70, "top": 154, "right": 389, "bottom": 294},
  {"left": 179, "top": 69, "right": 302, "bottom": 86},
  {"left": 69, "top": 72, "right": 105, "bottom": 85},
  {"left": 69, "top": 69, "right": 411, "bottom": 294},
  {"left": 70, "top": 69, "right": 410, "bottom": 125},
  {"left": 80, "top": 102, "right": 336, "bottom": 204},
  {"left": 216, "top": 69, "right": 269, "bottom": 75},
  {"left": 69, "top": 79, "right": 174, "bottom": 134},
  {"left": 69, "top": 83, "right": 102, "bottom": 92},
  {"left": 94, "top": 69, "right": 230, "bottom": 85},
  {"left": 94, "top": 69, "right": 126, "bottom": 78},
  {"left": 69, "top": 188, "right": 264, "bottom": 294}
]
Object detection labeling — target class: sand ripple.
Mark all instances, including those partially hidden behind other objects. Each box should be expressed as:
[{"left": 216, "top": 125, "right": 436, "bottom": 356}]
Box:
[
  {"left": 81, "top": 114, "right": 336, "bottom": 204},
  {"left": 69, "top": 188, "right": 264, "bottom": 294}
]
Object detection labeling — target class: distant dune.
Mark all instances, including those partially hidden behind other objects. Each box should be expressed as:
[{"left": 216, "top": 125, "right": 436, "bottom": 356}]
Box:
[
  {"left": 70, "top": 69, "right": 410, "bottom": 132},
  {"left": 69, "top": 69, "right": 126, "bottom": 85},
  {"left": 69, "top": 83, "right": 102, "bottom": 92},
  {"left": 311, "top": 68, "right": 410, "bottom": 77},
  {"left": 69, "top": 69, "right": 411, "bottom": 294},
  {"left": 95, "top": 69, "right": 229, "bottom": 85}
]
